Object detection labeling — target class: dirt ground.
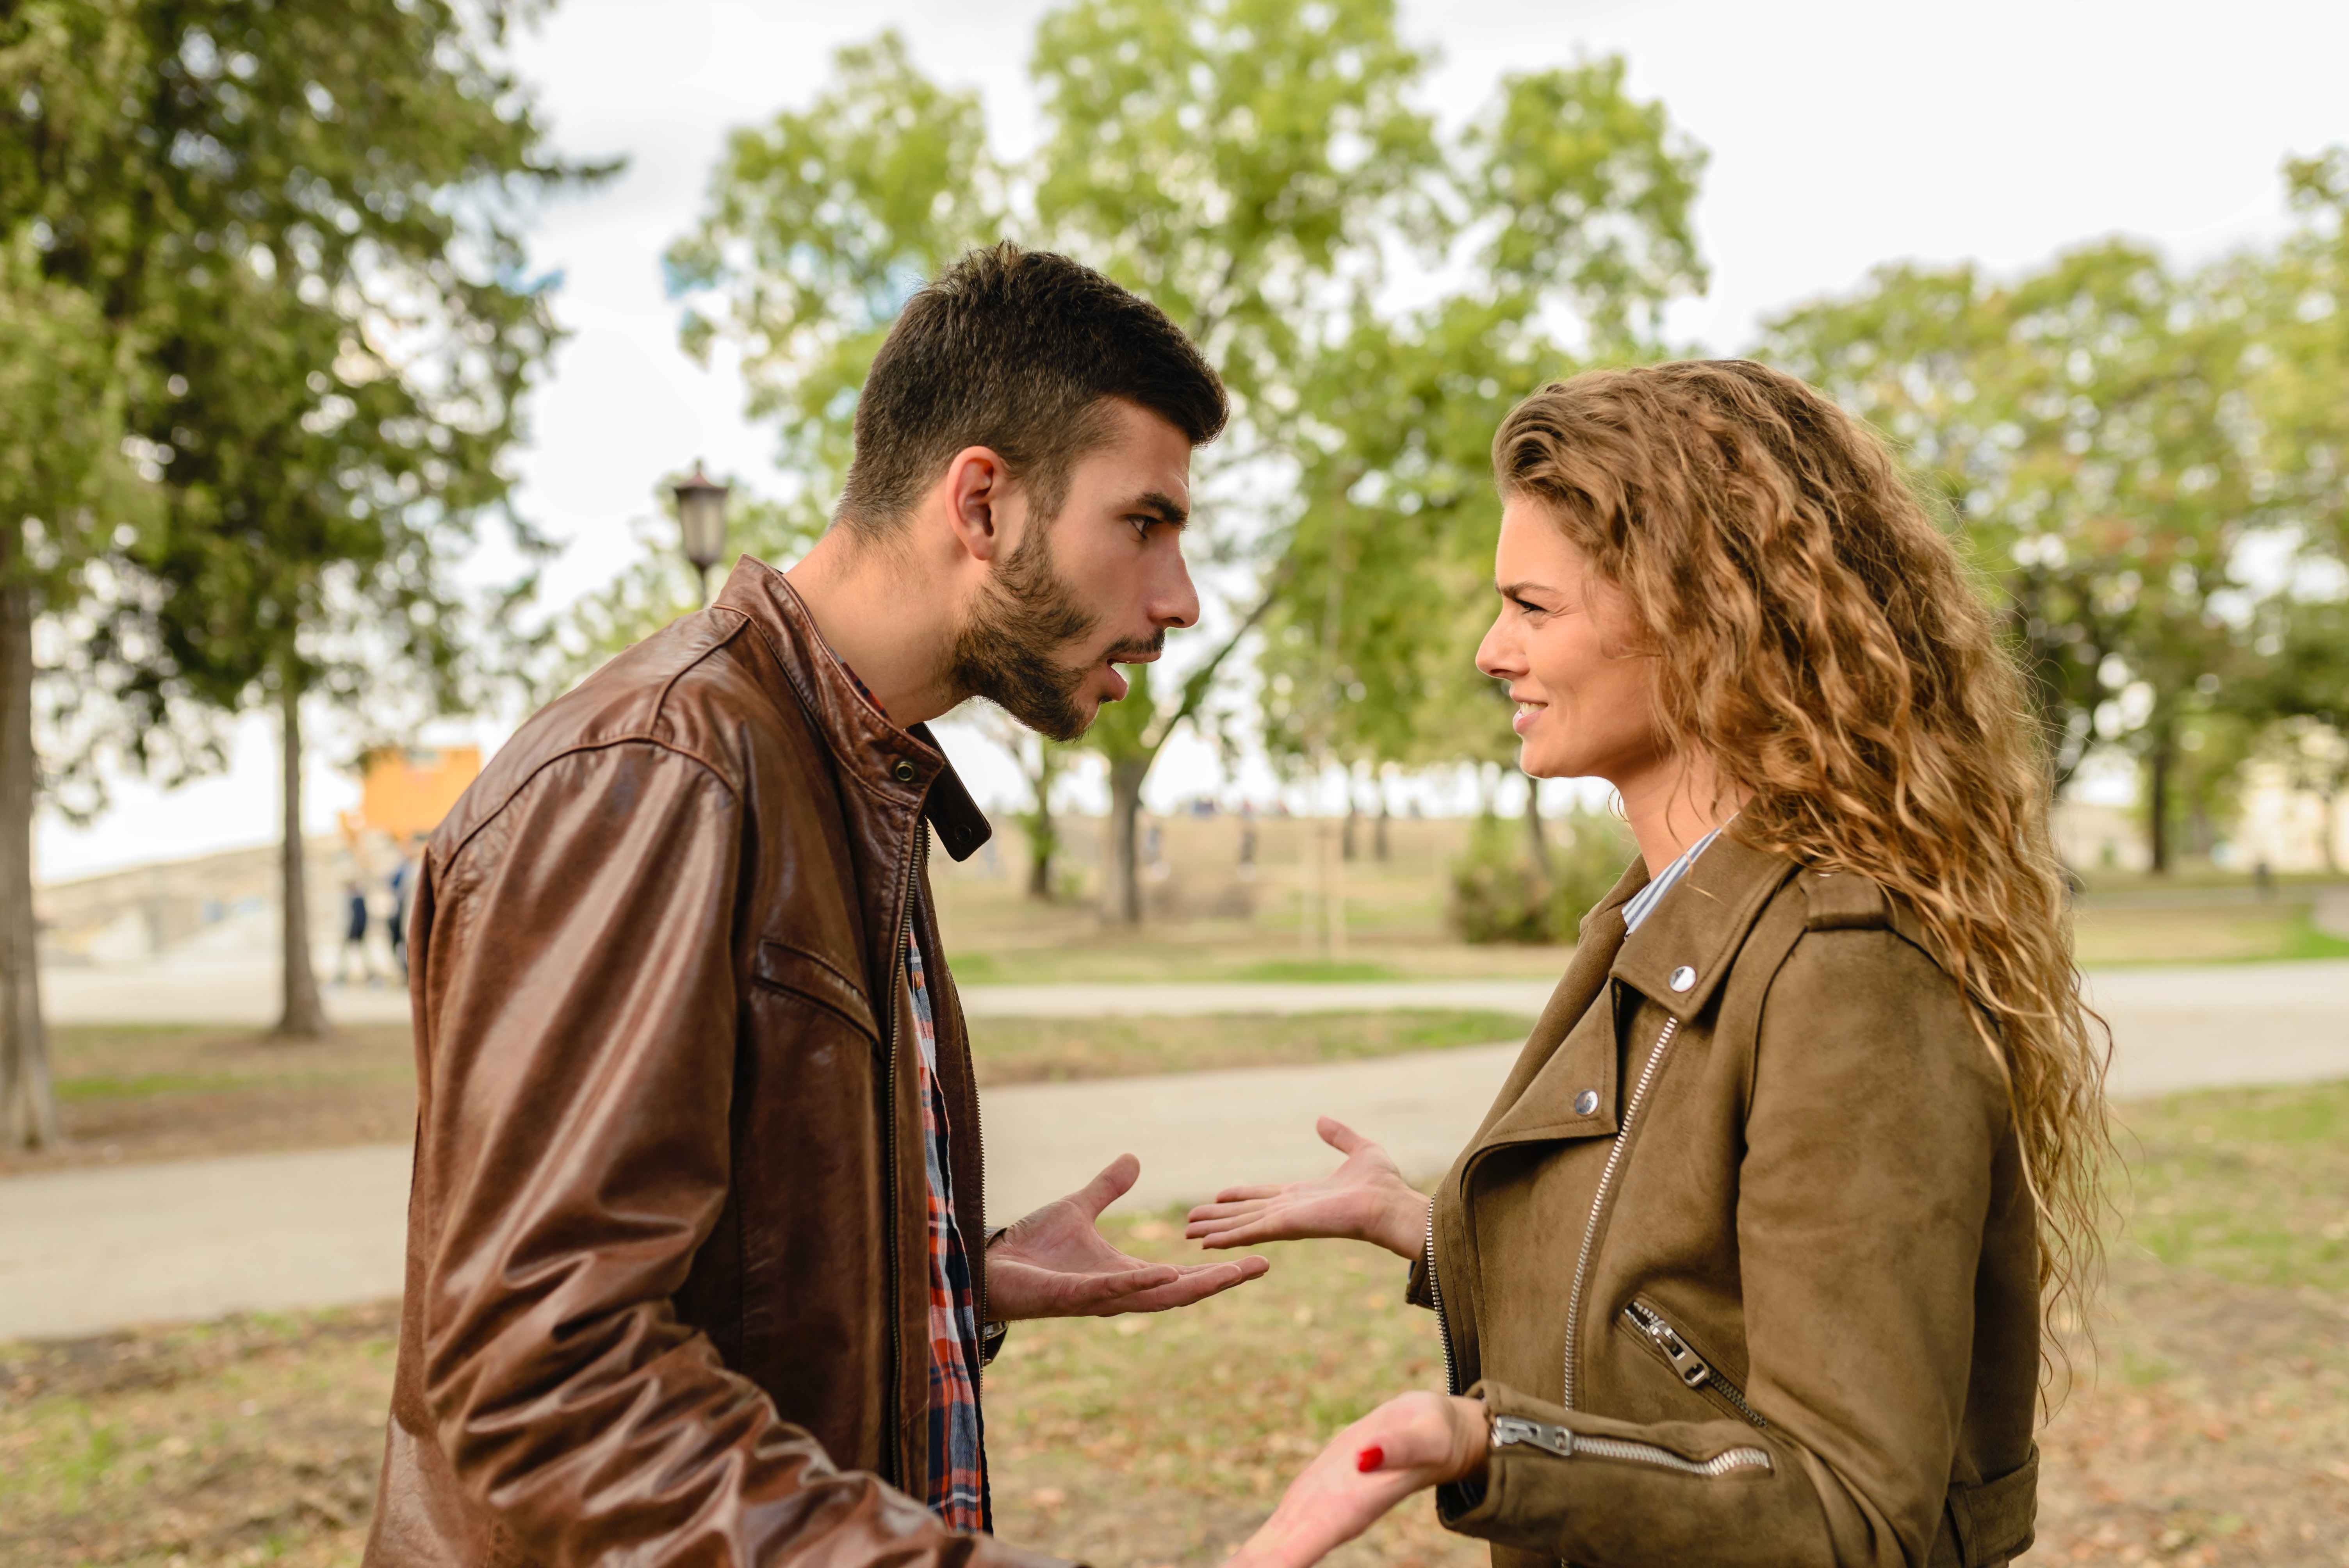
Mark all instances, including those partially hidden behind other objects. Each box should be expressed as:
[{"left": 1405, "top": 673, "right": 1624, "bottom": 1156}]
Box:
[
  {"left": 6, "top": 1172, "right": 2347, "bottom": 1565},
  {"left": 5, "top": 1035, "right": 2346, "bottom": 1564}
]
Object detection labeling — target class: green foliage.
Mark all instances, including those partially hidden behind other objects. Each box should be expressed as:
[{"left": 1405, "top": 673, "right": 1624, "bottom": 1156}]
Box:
[
  {"left": 661, "top": 5, "right": 1707, "bottom": 848},
  {"left": 1760, "top": 243, "right": 2272, "bottom": 802},
  {"left": 667, "top": 32, "right": 995, "bottom": 546},
  {"left": 1256, "top": 58, "right": 1706, "bottom": 774},
  {"left": 6, "top": 0, "right": 594, "bottom": 790},
  {"left": 1448, "top": 807, "right": 1632, "bottom": 945},
  {"left": 0, "top": 228, "right": 154, "bottom": 601}
]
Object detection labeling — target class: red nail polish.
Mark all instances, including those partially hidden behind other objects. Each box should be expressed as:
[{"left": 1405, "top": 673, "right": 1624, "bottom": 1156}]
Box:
[{"left": 1356, "top": 1445, "right": 1384, "bottom": 1472}]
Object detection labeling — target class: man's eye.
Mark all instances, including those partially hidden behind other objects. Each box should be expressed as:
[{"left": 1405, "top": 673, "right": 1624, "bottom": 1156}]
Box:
[{"left": 1130, "top": 517, "right": 1153, "bottom": 542}]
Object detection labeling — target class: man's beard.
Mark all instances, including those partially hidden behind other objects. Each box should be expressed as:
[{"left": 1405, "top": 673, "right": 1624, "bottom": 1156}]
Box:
[{"left": 948, "top": 526, "right": 1160, "bottom": 742}]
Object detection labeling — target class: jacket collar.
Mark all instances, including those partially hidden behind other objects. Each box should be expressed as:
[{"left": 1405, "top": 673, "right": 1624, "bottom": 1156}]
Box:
[
  {"left": 1610, "top": 831, "right": 1800, "bottom": 1021},
  {"left": 710, "top": 555, "right": 994, "bottom": 863}
]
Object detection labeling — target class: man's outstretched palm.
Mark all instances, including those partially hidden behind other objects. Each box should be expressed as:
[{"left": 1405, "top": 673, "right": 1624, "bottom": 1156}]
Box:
[{"left": 989, "top": 1153, "right": 1271, "bottom": 1320}]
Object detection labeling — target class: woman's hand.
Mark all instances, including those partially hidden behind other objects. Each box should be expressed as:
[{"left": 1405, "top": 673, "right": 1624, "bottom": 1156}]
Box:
[
  {"left": 1186, "top": 1117, "right": 1428, "bottom": 1260},
  {"left": 1226, "top": 1392, "right": 1490, "bottom": 1568}
]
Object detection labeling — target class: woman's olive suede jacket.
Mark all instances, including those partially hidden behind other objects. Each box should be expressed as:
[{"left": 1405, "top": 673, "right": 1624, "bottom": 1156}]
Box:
[{"left": 1407, "top": 835, "right": 2041, "bottom": 1568}]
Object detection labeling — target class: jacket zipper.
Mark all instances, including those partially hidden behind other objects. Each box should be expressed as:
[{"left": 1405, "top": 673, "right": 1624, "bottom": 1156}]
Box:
[
  {"left": 1424, "top": 1198, "right": 1458, "bottom": 1396},
  {"left": 1562, "top": 1015, "right": 1679, "bottom": 1412},
  {"left": 1491, "top": 1414, "right": 1770, "bottom": 1477},
  {"left": 1620, "top": 1300, "right": 1767, "bottom": 1428},
  {"left": 880, "top": 826, "right": 926, "bottom": 1483}
]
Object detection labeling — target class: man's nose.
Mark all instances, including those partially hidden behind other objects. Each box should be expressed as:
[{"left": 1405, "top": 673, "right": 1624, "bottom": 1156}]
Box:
[{"left": 1155, "top": 550, "right": 1201, "bottom": 630}]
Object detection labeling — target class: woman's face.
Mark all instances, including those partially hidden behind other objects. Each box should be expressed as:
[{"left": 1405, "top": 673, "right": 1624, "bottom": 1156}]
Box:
[{"left": 1474, "top": 496, "right": 1663, "bottom": 784}]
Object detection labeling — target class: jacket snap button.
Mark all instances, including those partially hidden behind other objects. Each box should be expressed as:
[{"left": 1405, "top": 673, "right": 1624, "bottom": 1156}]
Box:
[
  {"left": 1574, "top": 1089, "right": 1599, "bottom": 1116},
  {"left": 892, "top": 759, "right": 917, "bottom": 783},
  {"left": 1668, "top": 964, "right": 1697, "bottom": 992}
]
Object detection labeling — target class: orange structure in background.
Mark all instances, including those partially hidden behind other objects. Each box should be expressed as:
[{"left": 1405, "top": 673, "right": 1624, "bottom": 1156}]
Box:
[{"left": 353, "top": 746, "right": 482, "bottom": 842}]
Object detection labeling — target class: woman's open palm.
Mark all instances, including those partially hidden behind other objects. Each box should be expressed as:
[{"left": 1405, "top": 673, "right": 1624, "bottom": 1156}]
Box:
[{"left": 1185, "top": 1117, "right": 1428, "bottom": 1260}]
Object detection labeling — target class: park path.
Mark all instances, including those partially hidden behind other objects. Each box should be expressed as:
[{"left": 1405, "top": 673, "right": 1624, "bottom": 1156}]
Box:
[{"left": 4, "top": 960, "right": 2345, "bottom": 1342}]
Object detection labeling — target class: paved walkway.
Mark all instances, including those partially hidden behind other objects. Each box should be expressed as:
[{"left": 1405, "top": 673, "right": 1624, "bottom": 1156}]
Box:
[{"left": 6, "top": 960, "right": 2344, "bottom": 1342}]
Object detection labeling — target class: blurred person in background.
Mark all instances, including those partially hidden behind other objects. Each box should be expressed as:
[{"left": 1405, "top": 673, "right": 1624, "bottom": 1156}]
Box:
[
  {"left": 387, "top": 839, "right": 420, "bottom": 978},
  {"left": 1199, "top": 361, "right": 2107, "bottom": 1568},
  {"left": 364, "top": 244, "right": 1268, "bottom": 1568},
  {"left": 335, "top": 878, "right": 377, "bottom": 987}
]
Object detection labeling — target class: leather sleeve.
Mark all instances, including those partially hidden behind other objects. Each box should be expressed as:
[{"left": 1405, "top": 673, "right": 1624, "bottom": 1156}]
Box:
[
  {"left": 1444, "top": 927, "right": 2007, "bottom": 1567},
  {"left": 412, "top": 742, "right": 1064, "bottom": 1568}
]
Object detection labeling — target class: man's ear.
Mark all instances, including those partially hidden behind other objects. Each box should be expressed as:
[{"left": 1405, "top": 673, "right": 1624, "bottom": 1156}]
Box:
[{"left": 941, "top": 445, "right": 1016, "bottom": 564}]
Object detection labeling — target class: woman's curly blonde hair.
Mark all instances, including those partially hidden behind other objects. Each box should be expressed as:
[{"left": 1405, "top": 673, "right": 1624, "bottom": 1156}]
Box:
[{"left": 1493, "top": 358, "right": 2110, "bottom": 1365}]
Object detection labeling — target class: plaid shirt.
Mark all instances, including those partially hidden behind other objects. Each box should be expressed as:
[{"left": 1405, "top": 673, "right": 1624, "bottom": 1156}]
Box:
[
  {"left": 906, "top": 927, "right": 989, "bottom": 1530},
  {"left": 833, "top": 657, "right": 989, "bottom": 1531}
]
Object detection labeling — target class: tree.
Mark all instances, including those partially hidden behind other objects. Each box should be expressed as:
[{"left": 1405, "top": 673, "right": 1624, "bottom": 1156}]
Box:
[
  {"left": 0, "top": 235, "right": 154, "bottom": 1147},
  {"left": 970, "top": 710, "right": 1075, "bottom": 901},
  {"left": 14, "top": 0, "right": 586, "bottom": 1051},
  {"left": 667, "top": 5, "right": 1702, "bottom": 924},
  {"left": 1760, "top": 242, "right": 2279, "bottom": 872},
  {"left": 0, "top": 2, "right": 163, "bottom": 1146},
  {"left": 1252, "top": 59, "right": 1704, "bottom": 892}
]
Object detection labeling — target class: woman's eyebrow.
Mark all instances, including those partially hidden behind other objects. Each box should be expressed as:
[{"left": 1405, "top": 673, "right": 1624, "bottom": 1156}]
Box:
[{"left": 1497, "top": 579, "right": 1557, "bottom": 598}]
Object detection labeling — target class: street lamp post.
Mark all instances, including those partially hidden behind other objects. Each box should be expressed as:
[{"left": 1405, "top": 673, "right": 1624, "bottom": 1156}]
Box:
[{"left": 672, "top": 461, "right": 732, "bottom": 607}]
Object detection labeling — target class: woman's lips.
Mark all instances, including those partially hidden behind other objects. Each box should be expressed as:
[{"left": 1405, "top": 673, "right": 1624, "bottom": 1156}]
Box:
[{"left": 1511, "top": 700, "right": 1544, "bottom": 735}]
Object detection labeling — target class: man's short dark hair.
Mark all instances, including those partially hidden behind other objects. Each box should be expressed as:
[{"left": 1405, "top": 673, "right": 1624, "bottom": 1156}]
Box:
[{"left": 835, "top": 243, "right": 1228, "bottom": 535}]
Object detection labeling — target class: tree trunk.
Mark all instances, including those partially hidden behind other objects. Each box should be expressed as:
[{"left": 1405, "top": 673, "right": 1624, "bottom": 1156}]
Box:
[
  {"left": 1523, "top": 779, "right": 1553, "bottom": 877},
  {"left": 274, "top": 677, "right": 329, "bottom": 1039},
  {"left": 1107, "top": 755, "right": 1147, "bottom": 927},
  {"left": 1341, "top": 793, "right": 1358, "bottom": 861},
  {"left": 1022, "top": 747, "right": 1060, "bottom": 902},
  {"left": 2146, "top": 734, "right": 2173, "bottom": 876},
  {"left": 1374, "top": 795, "right": 1390, "bottom": 862},
  {"left": 0, "top": 543, "right": 59, "bottom": 1151},
  {"left": 1025, "top": 812, "right": 1056, "bottom": 900}
]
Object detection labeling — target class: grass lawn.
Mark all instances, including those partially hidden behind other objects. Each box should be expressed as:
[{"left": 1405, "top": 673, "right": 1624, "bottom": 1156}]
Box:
[
  {"left": 7, "top": 1078, "right": 2347, "bottom": 1566},
  {"left": 5, "top": 1012, "right": 1534, "bottom": 1174}
]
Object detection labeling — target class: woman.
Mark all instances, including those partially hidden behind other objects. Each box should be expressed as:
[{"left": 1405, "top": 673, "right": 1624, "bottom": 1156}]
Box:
[{"left": 1205, "top": 361, "right": 2106, "bottom": 1568}]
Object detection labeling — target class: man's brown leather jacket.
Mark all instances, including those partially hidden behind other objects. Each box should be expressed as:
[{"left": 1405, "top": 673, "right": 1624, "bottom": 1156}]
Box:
[
  {"left": 1411, "top": 836, "right": 2042, "bottom": 1568},
  {"left": 363, "top": 558, "right": 1064, "bottom": 1568}
]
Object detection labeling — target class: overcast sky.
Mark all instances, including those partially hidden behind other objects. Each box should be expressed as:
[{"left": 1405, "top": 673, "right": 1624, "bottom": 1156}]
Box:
[{"left": 37, "top": 0, "right": 2349, "bottom": 882}]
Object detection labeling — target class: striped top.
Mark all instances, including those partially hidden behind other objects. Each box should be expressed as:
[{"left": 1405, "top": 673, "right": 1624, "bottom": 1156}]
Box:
[{"left": 1621, "top": 824, "right": 1728, "bottom": 934}]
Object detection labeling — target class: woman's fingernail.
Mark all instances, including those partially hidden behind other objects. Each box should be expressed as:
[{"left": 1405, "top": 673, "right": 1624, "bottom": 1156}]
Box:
[{"left": 1356, "top": 1445, "right": 1385, "bottom": 1472}]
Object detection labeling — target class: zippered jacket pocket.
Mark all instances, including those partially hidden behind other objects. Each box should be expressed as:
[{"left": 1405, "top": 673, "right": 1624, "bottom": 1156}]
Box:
[
  {"left": 1488, "top": 1413, "right": 1772, "bottom": 1478},
  {"left": 1618, "top": 1297, "right": 1768, "bottom": 1429}
]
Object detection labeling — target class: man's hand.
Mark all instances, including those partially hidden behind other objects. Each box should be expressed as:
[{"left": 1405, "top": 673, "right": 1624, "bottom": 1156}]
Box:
[
  {"left": 1226, "top": 1392, "right": 1490, "bottom": 1568},
  {"left": 1184, "top": 1117, "right": 1427, "bottom": 1261},
  {"left": 987, "top": 1154, "right": 1271, "bottom": 1321}
]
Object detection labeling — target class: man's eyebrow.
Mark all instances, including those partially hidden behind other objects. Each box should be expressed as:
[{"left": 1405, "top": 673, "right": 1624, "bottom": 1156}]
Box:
[{"left": 1127, "top": 490, "right": 1189, "bottom": 527}]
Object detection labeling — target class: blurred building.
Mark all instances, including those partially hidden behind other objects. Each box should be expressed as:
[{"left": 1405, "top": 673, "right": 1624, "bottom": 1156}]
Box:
[
  {"left": 38, "top": 744, "right": 483, "bottom": 971},
  {"left": 356, "top": 746, "right": 481, "bottom": 843}
]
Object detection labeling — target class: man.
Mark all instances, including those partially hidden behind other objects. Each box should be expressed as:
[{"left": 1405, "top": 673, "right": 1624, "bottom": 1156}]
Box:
[{"left": 364, "top": 244, "right": 1268, "bottom": 1567}]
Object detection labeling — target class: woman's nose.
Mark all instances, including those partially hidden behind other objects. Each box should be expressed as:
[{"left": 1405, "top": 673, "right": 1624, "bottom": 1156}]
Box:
[{"left": 1475, "top": 612, "right": 1518, "bottom": 680}]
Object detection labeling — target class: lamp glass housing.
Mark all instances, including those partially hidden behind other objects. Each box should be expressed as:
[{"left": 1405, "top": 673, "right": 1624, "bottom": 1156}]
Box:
[{"left": 674, "top": 469, "right": 731, "bottom": 573}]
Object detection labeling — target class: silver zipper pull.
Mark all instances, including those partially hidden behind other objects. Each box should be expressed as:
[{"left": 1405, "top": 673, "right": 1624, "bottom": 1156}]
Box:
[
  {"left": 1626, "top": 1303, "right": 1714, "bottom": 1389},
  {"left": 1489, "top": 1415, "right": 1576, "bottom": 1459}
]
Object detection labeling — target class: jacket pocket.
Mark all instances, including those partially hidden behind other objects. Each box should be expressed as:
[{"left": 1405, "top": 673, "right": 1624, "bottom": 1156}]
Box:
[
  {"left": 753, "top": 939, "right": 880, "bottom": 1043},
  {"left": 1617, "top": 1297, "right": 1768, "bottom": 1429}
]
